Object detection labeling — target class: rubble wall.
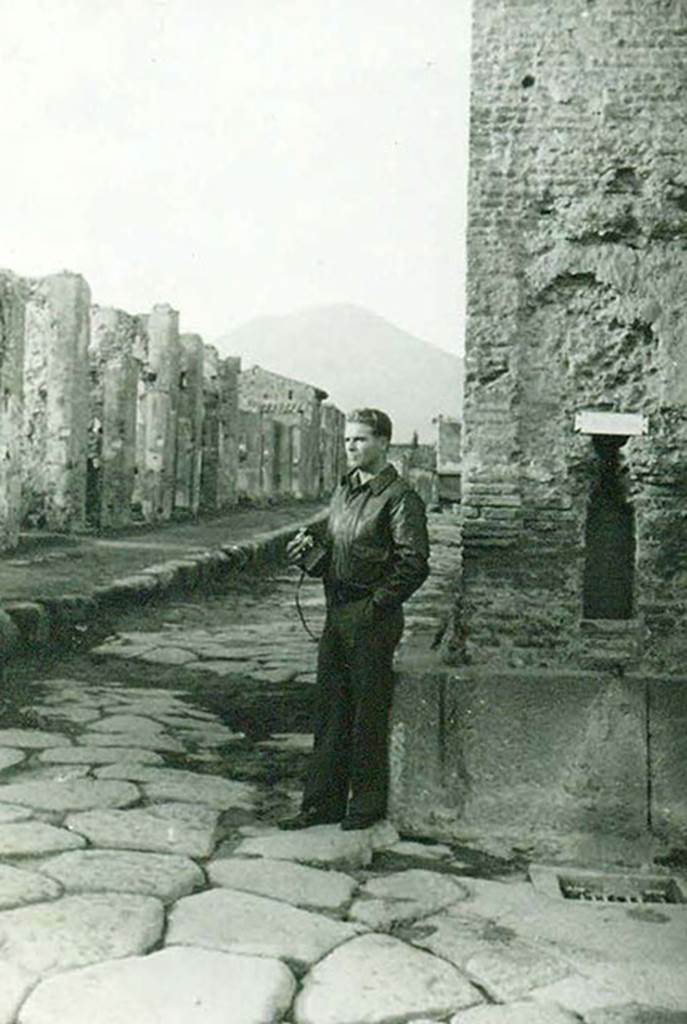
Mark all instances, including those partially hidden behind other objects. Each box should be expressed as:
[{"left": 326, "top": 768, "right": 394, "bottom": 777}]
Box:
[
  {"left": 22, "top": 273, "right": 91, "bottom": 531},
  {"left": 89, "top": 307, "right": 140, "bottom": 529},
  {"left": 0, "top": 272, "right": 27, "bottom": 550},
  {"left": 461, "top": 0, "right": 687, "bottom": 671}
]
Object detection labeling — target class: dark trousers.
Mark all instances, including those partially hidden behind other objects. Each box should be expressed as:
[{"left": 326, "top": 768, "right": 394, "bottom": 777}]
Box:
[{"left": 302, "top": 598, "right": 404, "bottom": 821}]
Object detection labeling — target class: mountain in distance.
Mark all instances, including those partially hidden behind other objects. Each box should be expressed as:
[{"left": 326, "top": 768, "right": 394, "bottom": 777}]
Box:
[{"left": 216, "top": 304, "right": 463, "bottom": 443}]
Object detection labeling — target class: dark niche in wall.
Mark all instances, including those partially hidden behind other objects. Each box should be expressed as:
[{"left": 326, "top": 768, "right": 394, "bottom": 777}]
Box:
[{"left": 582, "top": 435, "right": 635, "bottom": 620}]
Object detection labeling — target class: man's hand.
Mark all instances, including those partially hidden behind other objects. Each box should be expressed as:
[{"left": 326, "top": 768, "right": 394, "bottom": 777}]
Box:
[{"left": 287, "top": 528, "right": 315, "bottom": 566}]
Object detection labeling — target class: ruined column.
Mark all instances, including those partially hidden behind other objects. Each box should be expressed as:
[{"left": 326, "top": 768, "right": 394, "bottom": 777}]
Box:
[
  {"left": 237, "top": 409, "right": 262, "bottom": 500},
  {"left": 89, "top": 307, "right": 139, "bottom": 529},
  {"left": 200, "top": 348, "right": 239, "bottom": 510},
  {"left": 216, "top": 356, "right": 240, "bottom": 508},
  {"left": 132, "top": 304, "right": 180, "bottom": 522},
  {"left": 175, "top": 334, "right": 204, "bottom": 514},
  {"left": 22, "top": 272, "right": 91, "bottom": 531},
  {"left": 0, "top": 271, "right": 27, "bottom": 550}
]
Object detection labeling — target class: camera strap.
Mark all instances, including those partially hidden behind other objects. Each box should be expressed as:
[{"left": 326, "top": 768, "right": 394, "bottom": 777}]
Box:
[{"left": 295, "top": 570, "right": 320, "bottom": 644}]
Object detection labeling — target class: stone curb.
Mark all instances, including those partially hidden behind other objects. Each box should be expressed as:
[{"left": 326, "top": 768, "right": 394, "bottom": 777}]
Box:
[{"left": 0, "top": 512, "right": 326, "bottom": 667}]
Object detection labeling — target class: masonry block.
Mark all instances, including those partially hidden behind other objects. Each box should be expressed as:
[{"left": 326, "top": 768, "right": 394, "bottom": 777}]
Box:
[
  {"left": 390, "top": 652, "right": 649, "bottom": 852},
  {"left": 646, "top": 675, "right": 687, "bottom": 847}
]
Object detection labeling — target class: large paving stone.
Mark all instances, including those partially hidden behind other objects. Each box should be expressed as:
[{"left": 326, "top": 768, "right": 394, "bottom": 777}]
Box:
[
  {"left": 0, "top": 804, "right": 33, "bottom": 823},
  {"left": 465, "top": 944, "right": 571, "bottom": 1002},
  {"left": 0, "top": 730, "right": 71, "bottom": 749},
  {"left": 349, "top": 869, "right": 468, "bottom": 930},
  {"left": 0, "top": 962, "right": 35, "bottom": 1024},
  {"left": 141, "top": 775, "right": 257, "bottom": 809},
  {"left": 234, "top": 821, "right": 399, "bottom": 869},
  {"left": 167, "top": 888, "right": 360, "bottom": 970},
  {"left": 0, "top": 823, "right": 86, "bottom": 856},
  {"left": 293, "top": 933, "right": 483, "bottom": 1024},
  {"left": 451, "top": 1004, "right": 580, "bottom": 1024},
  {"left": 0, "top": 894, "right": 163, "bottom": 975},
  {"left": 18, "top": 946, "right": 296, "bottom": 1024},
  {"left": 30, "top": 704, "right": 101, "bottom": 725},
  {"left": 39, "top": 746, "right": 163, "bottom": 765},
  {"left": 0, "top": 780, "right": 140, "bottom": 813},
  {"left": 77, "top": 732, "right": 185, "bottom": 753},
  {"left": 89, "top": 714, "right": 170, "bottom": 734},
  {"left": 65, "top": 808, "right": 217, "bottom": 857},
  {"left": 142, "top": 801, "right": 221, "bottom": 831},
  {"left": 585, "top": 1008, "right": 687, "bottom": 1024},
  {"left": 208, "top": 856, "right": 357, "bottom": 912},
  {"left": 139, "top": 647, "right": 198, "bottom": 666},
  {"left": 0, "top": 748, "right": 26, "bottom": 772},
  {"left": 95, "top": 763, "right": 257, "bottom": 808},
  {"left": 0, "top": 865, "right": 61, "bottom": 910},
  {"left": 38, "top": 850, "right": 204, "bottom": 902}
]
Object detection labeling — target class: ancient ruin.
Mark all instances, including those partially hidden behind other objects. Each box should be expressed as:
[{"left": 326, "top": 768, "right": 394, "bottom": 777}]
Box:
[
  {"left": 392, "top": 0, "right": 687, "bottom": 859},
  {"left": 0, "top": 273, "right": 345, "bottom": 550}
]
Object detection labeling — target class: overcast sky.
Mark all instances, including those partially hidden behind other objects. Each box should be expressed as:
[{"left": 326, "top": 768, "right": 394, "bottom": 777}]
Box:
[{"left": 1, "top": 1, "right": 471, "bottom": 355}]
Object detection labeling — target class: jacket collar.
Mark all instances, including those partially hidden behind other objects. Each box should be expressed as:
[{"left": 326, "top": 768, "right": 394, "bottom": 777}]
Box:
[{"left": 342, "top": 463, "right": 398, "bottom": 496}]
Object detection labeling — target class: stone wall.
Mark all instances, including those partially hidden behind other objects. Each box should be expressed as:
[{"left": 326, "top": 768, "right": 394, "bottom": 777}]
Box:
[
  {"left": 0, "top": 269, "right": 343, "bottom": 550},
  {"left": 22, "top": 273, "right": 91, "bottom": 531},
  {"left": 0, "top": 272, "right": 27, "bottom": 549},
  {"left": 461, "top": 0, "right": 687, "bottom": 672},
  {"left": 89, "top": 307, "right": 140, "bottom": 529},
  {"left": 239, "top": 365, "right": 330, "bottom": 499}
]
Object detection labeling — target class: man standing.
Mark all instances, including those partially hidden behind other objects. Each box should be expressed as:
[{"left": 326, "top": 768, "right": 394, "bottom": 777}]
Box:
[{"left": 281, "top": 408, "right": 430, "bottom": 831}]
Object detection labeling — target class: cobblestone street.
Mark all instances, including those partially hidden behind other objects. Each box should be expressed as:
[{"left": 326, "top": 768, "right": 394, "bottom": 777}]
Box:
[{"left": 0, "top": 513, "right": 685, "bottom": 1023}]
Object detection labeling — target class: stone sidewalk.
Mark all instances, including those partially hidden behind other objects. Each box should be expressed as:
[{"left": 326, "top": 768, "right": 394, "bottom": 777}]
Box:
[{"left": 0, "top": 501, "right": 326, "bottom": 664}]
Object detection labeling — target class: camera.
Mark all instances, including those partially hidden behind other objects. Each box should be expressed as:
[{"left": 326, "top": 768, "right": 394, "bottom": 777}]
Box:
[{"left": 288, "top": 529, "right": 328, "bottom": 574}]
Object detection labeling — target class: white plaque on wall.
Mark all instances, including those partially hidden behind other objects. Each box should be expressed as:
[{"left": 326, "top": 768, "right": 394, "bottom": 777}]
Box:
[{"left": 574, "top": 410, "right": 648, "bottom": 436}]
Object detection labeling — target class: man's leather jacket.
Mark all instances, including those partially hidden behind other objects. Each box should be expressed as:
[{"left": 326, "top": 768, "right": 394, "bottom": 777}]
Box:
[{"left": 309, "top": 464, "right": 430, "bottom": 609}]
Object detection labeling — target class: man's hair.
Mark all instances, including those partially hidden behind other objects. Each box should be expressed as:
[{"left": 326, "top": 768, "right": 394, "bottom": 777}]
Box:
[{"left": 346, "top": 408, "right": 393, "bottom": 442}]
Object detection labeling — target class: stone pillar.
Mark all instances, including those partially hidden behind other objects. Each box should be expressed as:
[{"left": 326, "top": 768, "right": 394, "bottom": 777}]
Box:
[
  {"left": 200, "top": 345, "right": 221, "bottom": 511},
  {"left": 259, "top": 413, "right": 276, "bottom": 498},
  {"left": 133, "top": 304, "right": 180, "bottom": 522},
  {"left": 321, "top": 405, "right": 345, "bottom": 495},
  {"left": 237, "top": 409, "right": 262, "bottom": 500},
  {"left": 0, "top": 271, "right": 27, "bottom": 551},
  {"left": 89, "top": 307, "right": 139, "bottom": 529},
  {"left": 216, "top": 356, "right": 240, "bottom": 507},
  {"left": 23, "top": 272, "right": 91, "bottom": 531},
  {"left": 175, "top": 334, "right": 204, "bottom": 514},
  {"left": 200, "top": 349, "right": 239, "bottom": 510}
]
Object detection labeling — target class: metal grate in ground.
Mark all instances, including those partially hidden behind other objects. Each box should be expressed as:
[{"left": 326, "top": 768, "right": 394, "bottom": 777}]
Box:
[{"left": 529, "top": 863, "right": 686, "bottom": 905}]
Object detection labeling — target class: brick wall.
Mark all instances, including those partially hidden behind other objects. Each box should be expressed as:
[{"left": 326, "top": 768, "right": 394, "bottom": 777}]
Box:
[{"left": 461, "top": 0, "right": 687, "bottom": 671}]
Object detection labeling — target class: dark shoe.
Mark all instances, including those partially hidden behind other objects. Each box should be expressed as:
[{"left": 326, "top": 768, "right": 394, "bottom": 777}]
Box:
[
  {"left": 340, "top": 813, "right": 383, "bottom": 831},
  {"left": 278, "top": 809, "right": 342, "bottom": 831}
]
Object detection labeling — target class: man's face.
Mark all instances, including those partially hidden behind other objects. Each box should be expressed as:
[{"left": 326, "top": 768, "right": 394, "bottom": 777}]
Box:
[{"left": 345, "top": 421, "right": 388, "bottom": 474}]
